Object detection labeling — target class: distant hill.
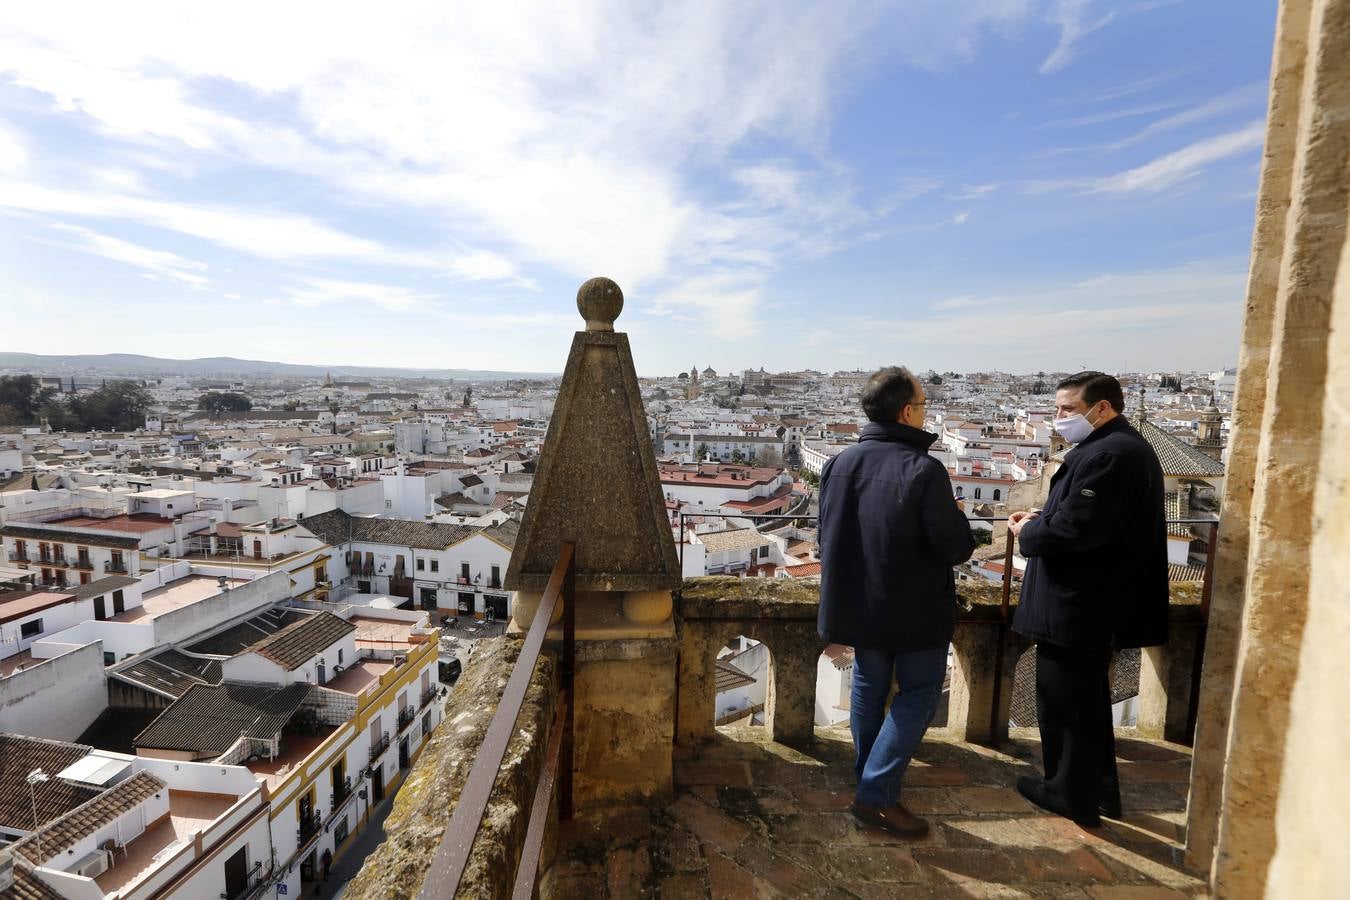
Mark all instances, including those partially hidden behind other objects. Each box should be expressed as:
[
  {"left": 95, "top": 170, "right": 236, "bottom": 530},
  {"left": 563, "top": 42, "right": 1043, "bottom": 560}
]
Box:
[{"left": 0, "top": 352, "right": 554, "bottom": 381}]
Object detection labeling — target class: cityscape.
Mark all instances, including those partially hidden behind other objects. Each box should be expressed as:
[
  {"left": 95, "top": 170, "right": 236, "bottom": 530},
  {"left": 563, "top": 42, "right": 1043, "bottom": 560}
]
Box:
[
  {"left": 1, "top": 1, "right": 1346, "bottom": 898},
  {"left": 0, "top": 353, "right": 1230, "bottom": 897}
]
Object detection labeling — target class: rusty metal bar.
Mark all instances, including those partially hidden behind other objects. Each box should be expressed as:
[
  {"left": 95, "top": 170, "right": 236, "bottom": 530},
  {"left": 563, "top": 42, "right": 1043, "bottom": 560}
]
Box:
[
  {"left": 559, "top": 541, "right": 576, "bottom": 823},
  {"left": 419, "top": 542, "right": 576, "bottom": 899},
  {"left": 511, "top": 695, "right": 568, "bottom": 900},
  {"left": 987, "top": 529, "right": 1016, "bottom": 743},
  {"left": 1185, "top": 521, "right": 1220, "bottom": 742}
]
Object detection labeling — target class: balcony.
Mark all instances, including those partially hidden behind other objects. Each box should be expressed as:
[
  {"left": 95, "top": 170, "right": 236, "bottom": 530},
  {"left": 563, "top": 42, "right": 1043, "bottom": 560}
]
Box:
[
  {"left": 331, "top": 776, "right": 353, "bottom": 812},
  {"left": 397, "top": 706, "right": 417, "bottom": 732},
  {"left": 368, "top": 732, "right": 391, "bottom": 763},
  {"left": 104, "top": 559, "right": 128, "bottom": 574},
  {"left": 297, "top": 810, "right": 323, "bottom": 845},
  {"left": 71, "top": 556, "right": 94, "bottom": 570},
  {"left": 7, "top": 550, "right": 29, "bottom": 563},
  {"left": 420, "top": 686, "right": 439, "bottom": 710}
]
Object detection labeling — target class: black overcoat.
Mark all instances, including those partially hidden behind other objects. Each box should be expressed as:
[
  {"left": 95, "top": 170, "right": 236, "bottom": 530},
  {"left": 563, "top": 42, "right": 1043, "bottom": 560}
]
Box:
[
  {"left": 1012, "top": 416, "right": 1170, "bottom": 650},
  {"left": 817, "top": 422, "right": 977, "bottom": 652}
]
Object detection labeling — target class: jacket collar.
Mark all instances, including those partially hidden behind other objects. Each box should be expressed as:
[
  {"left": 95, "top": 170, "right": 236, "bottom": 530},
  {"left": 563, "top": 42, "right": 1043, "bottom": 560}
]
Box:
[
  {"left": 860, "top": 420, "right": 938, "bottom": 451},
  {"left": 1077, "top": 414, "right": 1130, "bottom": 447}
]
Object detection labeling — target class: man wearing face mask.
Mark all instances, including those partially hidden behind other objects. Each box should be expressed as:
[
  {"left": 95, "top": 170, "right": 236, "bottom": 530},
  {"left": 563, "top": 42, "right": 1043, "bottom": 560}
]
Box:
[
  {"left": 819, "top": 366, "right": 976, "bottom": 838},
  {"left": 1007, "top": 371, "right": 1168, "bottom": 828}
]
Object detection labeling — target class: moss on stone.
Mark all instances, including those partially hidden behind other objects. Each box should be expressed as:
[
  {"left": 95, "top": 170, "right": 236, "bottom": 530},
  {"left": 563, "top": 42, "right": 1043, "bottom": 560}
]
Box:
[{"left": 345, "top": 636, "right": 558, "bottom": 900}]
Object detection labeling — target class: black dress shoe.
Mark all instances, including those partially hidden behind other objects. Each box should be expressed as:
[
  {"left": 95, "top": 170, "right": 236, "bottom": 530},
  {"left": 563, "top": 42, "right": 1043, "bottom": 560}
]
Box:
[{"left": 1016, "top": 776, "right": 1101, "bottom": 828}]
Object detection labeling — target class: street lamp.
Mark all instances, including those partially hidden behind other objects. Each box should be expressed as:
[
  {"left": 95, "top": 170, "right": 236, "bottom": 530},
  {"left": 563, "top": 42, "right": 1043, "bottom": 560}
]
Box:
[{"left": 26, "top": 769, "right": 48, "bottom": 863}]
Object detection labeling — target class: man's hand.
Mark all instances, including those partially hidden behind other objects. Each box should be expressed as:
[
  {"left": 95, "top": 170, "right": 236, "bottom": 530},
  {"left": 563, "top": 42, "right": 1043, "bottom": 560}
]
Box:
[{"left": 1008, "top": 509, "right": 1038, "bottom": 537}]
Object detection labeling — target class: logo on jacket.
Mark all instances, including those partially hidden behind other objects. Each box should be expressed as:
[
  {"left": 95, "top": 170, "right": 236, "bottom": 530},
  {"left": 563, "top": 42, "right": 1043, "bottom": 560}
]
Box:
[{"left": 1080, "top": 488, "right": 1096, "bottom": 497}]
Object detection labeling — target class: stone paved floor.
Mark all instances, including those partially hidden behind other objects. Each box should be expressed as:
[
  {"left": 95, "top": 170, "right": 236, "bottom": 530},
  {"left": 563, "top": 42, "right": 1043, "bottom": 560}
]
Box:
[{"left": 545, "top": 726, "right": 1207, "bottom": 898}]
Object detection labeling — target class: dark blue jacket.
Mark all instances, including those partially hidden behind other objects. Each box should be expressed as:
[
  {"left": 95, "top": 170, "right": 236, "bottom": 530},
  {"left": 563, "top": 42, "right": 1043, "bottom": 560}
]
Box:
[
  {"left": 818, "top": 422, "right": 977, "bottom": 652},
  {"left": 1013, "top": 417, "right": 1169, "bottom": 650}
]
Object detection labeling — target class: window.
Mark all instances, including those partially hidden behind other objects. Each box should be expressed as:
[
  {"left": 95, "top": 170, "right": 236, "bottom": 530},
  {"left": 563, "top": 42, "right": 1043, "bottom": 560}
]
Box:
[
  {"left": 104, "top": 651, "right": 116, "bottom": 666},
  {"left": 758, "top": 546, "right": 769, "bottom": 560},
  {"left": 20, "top": 619, "right": 42, "bottom": 639},
  {"left": 974, "top": 488, "right": 982, "bottom": 499},
  {"left": 338, "top": 647, "right": 344, "bottom": 664},
  {"left": 460, "top": 562, "right": 470, "bottom": 581},
  {"left": 993, "top": 489, "right": 1002, "bottom": 501},
  {"left": 416, "top": 558, "right": 425, "bottom": 571},
  {"left": 430, "top": 560, "right": 439, "bottom": 573}
]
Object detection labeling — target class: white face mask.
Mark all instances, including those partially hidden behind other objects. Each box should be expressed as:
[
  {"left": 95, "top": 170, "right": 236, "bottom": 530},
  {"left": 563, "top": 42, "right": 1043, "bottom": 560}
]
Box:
[{"left": 1053, "top": 406, "right": 1099, "bottom": 443}]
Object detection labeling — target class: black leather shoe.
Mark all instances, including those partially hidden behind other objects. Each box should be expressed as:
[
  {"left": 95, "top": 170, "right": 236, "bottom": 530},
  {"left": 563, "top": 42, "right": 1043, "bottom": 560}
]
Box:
[{"left": 1016, "top": 776, "right": 1101, "bottom": 828}]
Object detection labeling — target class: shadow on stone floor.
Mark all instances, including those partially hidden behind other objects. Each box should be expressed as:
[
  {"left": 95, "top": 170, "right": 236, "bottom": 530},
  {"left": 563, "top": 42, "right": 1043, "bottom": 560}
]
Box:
[{"left": 543, "top": 725, "right": 1207, "bottom": 898}]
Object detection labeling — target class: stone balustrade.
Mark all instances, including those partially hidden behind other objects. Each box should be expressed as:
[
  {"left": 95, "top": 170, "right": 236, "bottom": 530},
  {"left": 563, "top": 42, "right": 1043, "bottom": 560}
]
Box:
[{"left": 676, "top": 575, "right": 1209, "bottom": 750}]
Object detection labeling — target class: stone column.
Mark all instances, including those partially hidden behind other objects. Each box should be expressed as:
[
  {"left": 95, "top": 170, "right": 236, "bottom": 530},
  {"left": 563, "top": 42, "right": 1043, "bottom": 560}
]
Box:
[
  {"left": 1185, "top": 0, "right": 1311, "bottom": 871},
  {"left": 505, "top": 277, "right": 684, "bottom": 809},
  {"left": 943, "top": 621, "right": 1020, "bottom": 745},
  {"left": 1265, "top": 128, "right": 1350, "bottom": 900},
  {"left": 1188, "top": 0, "right": 1350, "bottom": 893},
  {"left": 1135, "top": 621, "right": 1200, "bottom": 745}
]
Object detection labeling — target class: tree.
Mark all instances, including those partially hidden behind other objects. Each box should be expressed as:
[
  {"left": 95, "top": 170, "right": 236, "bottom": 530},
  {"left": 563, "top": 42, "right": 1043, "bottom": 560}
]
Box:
[
  {"left": 730, "top": 449, "right": 746, "bottom": 464},
  {"left": 928, "top": 373, "right": 943, "bottom": 385},
  {"left": 0, "top": 376, "right": 43, "bottom": 422},
  {"left": 696, "top": 442, "right": 710, "bottom": 461},
  {"left": 757, "top": 447, "right": 783, "bottom": 468},
  {"left": 61, "top": 380, "right": 153, "bottom": 431},
  {"left": 971, "top": 528, "right": 993, "bottom": 547},
  {"left": 281, "top": 399, "right": 300, "bottom": 411},
  {"left": 197, "top": 392, "right": 252, "bottom": 414}
]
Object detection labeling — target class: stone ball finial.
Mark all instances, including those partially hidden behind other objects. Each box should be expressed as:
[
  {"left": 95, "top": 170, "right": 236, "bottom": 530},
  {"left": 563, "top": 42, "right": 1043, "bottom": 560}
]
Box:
[{"left": 577, "top": 277, "right": 623, "bottom": 332}]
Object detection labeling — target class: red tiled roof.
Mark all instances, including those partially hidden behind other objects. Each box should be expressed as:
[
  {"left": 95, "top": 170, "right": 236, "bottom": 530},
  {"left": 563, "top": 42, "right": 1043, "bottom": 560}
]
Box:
[{"left": 785, "top": 562, "right": 821, "bottom": 577}]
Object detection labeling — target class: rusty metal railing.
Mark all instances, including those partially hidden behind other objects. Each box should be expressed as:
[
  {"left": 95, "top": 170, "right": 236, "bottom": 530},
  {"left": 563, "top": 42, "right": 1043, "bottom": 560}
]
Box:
[{"left": 419, "top": 542, "right": 575, "bottom": 899}]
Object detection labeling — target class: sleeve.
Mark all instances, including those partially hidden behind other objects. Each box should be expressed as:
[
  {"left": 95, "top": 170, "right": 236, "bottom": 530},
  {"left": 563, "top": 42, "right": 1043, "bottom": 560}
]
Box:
[
  {"left": 1017, "top": 451, "right": 1138, "bottom": 558},
  {"left": 918, "top": 461, "right": 978, "bottom": 565}
]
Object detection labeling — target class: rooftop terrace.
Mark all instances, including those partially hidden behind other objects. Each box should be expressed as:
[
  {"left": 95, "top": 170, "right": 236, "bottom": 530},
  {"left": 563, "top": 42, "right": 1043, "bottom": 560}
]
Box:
[
  {"left": 549, "top": 726, "right": 1201, "bottom": 897},
  {"left": 110, "top": 574, "right": 248, "bottom": 622}
]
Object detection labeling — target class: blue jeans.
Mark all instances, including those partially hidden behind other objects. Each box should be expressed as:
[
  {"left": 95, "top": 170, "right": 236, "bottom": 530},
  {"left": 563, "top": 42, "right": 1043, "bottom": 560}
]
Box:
[{"left": 851, "top": 645, "right": 948, "bottom": 808}]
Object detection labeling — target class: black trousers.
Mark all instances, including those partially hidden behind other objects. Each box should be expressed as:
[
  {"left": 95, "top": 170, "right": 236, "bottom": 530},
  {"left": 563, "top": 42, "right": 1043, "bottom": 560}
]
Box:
[{"left": 1034, "top": 641, "right": 1121, "bottom": 820}]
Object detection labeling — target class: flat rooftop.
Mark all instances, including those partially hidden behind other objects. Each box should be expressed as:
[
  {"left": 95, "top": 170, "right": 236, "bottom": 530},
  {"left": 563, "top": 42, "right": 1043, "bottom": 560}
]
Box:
[
  {"left": 246, "top": 727, "right": 336, "bottom": 789},
  {"left": 95, "top": 789, "right": 237, "bottom": 895},
  {"left": 325, "top": 658, "right": 394, "bottom": 697},
  {"left": 111, "top": 575, "right": 248, "bottom": 623},
  {"left": 57, "top": 513, "right": 177, "bottom": 533},
  {"left": 351, "top": 615, "right": 418, "bottom": 651}
]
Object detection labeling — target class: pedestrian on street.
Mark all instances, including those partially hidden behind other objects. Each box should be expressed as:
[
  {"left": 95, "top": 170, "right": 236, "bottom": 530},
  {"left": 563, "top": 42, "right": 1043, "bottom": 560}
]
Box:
[
  {"left": 818, "top": 366, "right": 977, "bottom": 838},
  {"left": 1008, "top": 371, "right": 1169, "bottom": 827}
]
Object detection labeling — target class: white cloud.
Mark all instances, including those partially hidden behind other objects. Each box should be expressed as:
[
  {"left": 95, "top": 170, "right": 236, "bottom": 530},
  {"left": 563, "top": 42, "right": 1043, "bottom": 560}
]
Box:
[
  {"left": 1025, "top": 122, "right": 1266, "bottom": 194},
  {"left": 1089, "top": 123, "right": 1266, "bottom": 193},
  {"left": 0, "top": 123, "right": 27, "bottom": 173},
  {"left": 950, "top": 211, "right": 971, "bottom": 225},
  {"left": 284, "top": 278, "right": 433, "bottom": 312},
  {"left": 1040, "top": 0, "right": 1117, "bottom": 74},
  {"left": 0, "top": 1, "right": 1071, "bottom": 303},
  {"left": 1105, "top": 84, "right": 1268, "bottom": 150},
  {"left": 48, "top": 223, "right": 209, "bottom": 286},
  {"left": 825, "top": 260, "right": 1246, "bottom": 370}
]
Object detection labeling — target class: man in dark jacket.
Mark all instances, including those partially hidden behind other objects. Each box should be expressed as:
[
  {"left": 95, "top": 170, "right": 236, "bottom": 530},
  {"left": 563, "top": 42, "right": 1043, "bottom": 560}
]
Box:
[
  {"left": 1009, "top": 371, "right": 1168, "bottom": 827},
  {"left": 819, "top": 367, "right": 976, "bottom": 838}
]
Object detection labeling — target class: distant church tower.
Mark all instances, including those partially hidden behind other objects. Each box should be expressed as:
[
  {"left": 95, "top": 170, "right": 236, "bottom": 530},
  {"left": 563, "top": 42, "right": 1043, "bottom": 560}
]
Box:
[
  {"left": 1197, "top": 397, "right": 1225, "bottom": 462},
  {"left": 686, "top": 364, "right": 700, "bottom": 401}
]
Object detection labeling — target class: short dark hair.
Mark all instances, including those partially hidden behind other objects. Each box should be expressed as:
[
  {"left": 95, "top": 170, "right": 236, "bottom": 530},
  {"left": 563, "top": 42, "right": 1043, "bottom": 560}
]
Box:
[
  {"left": 861, "top": 366, "right": 919, "bottom": 422},
  {"left": 1056, "top": 371, "right": 1124, "bottom": 413}
]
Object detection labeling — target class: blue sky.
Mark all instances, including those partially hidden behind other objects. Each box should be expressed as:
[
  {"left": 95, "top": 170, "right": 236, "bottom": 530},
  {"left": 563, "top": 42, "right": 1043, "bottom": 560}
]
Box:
[{"left": 0, "top": 1, "right": 1274, "bottom": 376}]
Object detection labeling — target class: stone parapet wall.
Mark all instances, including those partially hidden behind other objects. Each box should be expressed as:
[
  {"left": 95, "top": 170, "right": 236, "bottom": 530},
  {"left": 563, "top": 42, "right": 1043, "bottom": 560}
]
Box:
[
  {"left": 345, "top": 637, "right": 557, "bottom": 900},
  {"left": 675, "top": 576, "right": 1208, "bottom": 750}
]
